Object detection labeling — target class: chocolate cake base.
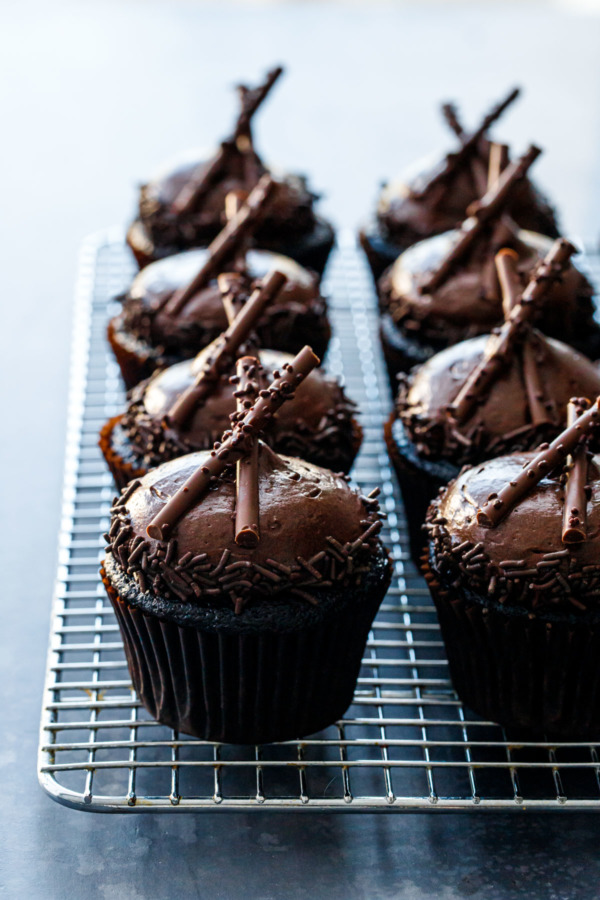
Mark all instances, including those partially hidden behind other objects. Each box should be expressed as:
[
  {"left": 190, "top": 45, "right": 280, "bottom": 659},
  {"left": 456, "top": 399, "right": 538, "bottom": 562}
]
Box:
[
  {"left": 384, "top": 416, "right": 458, "bottom": 565},
  {"left": 127, "top": 216, "right": 336, "bottom": 278},
  {"left": 423, "top": 553, "right": 600, "bottom": 739},
  {"left": 101, "top": 547, "right": 391, "bottom": 744}
]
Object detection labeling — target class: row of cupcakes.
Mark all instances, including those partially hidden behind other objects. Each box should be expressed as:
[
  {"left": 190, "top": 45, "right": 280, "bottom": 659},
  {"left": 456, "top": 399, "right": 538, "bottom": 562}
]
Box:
[
  {"left": 367, "top": 91, "right": 600, "bottom": 739},
  {"left": 101, "top": 67, "right": 600, "bottom": 744},
  {"left": 100, "top": 68, "right": 392, "bottom": 743}
]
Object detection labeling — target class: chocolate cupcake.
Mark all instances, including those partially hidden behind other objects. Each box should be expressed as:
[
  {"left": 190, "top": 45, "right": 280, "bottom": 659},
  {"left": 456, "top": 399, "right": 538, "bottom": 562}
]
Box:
[
  {"left": 386, "top": 240, "right": 600, "bottom": 561},
  {"left": 110, "top": 177, "right": 331, "bottom": 389},
  {"left": 101, "top": 349, "right": 391, "bottom": 743},
  {"left": 377, "top": 147, "right": 598, "bottom": 383},
  {"left": 127, "top": 66, "right": 334, "bottom": 274},
  {"left": 423, "top": 397, "right": 600, "bottom": 738},
  {"left": 101, "top": 271, "right": 361, "bottom": 487},
  {"left": 359, "top": 87, "right": 559, "bottom": 279}
]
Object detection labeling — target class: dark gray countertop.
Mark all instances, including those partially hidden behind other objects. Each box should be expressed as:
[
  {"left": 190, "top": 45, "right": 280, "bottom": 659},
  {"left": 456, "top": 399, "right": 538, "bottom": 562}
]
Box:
[{"left": 2, "top": 2, "right": 600, "bottom": 897}]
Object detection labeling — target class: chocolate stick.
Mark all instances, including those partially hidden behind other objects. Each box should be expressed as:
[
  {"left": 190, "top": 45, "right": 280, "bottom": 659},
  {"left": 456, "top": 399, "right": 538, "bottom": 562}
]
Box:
[
  {"left": 441, "top": 102, "right": 465, "bottom": 139},
  {"left": 225, "top": 189, "right": 248, "bottom": 222},
  {"left": 448, "top": 239, "right": 576, "bottom": 424},
  {"left": 496, "top": 247, "right": 522, "bottom": 316},
  {"left": 171, "top": 67, "right": 283, "bottom": 215},
  {"left": 224, "top": 189, "right": 251, "bottom": 270},
  {"left": 170, "top": 141, "right": 235, "bottom": 215},
  {"left": 411, "top": 87, "right": 521, "bottom": 202},
  {"left": 521, "top": 338, "right": 556, "bottom": 426},
  {"left": 488, "top": 142, "right": 509, "bottom": 190},
  {"left": 479, "top": 219, "right": 518, "bottom": 301},
  {"left": 217, "top": 272, "right": 246, "bottom": 326},
  {"left": 234, "top": 357, "right": 261, "bottom": 548},
  {"left": 162, "top": 175, "right": 275, "bottom": 316},
  {"left": 233, "top": 66, "right": 284, "bottom": 141},
  {"left": 166, "top": 270, "right": 287, "bottom": 427},
  {"left": 420, "top": 145, "right": 541, "bottom": 294},
  {"left": 147, "top": 345, "right": 320, "bottom": 539},
  {"left": 562, "top": 398, "right": 591, "bottom": 543},
  {"left": 476, "top": 396, "right": 600, "bottom": 528}
]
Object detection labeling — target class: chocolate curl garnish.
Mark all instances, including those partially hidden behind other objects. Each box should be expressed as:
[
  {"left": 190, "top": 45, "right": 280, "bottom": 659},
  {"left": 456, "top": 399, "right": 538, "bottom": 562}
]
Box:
[
  {"left": 218, "top": 272, "right": 247, "bottom": 328},
  {"left": 448, "top": 239, "right": 576, "bottom": 424},
  {"left": 225, "top": 189, "right": 250, "bottom": 270},
  {"left": 440, "top": 103, "right": 490, "bottom": 197},
  {"left": 562, "top": 398, "right": 591, "bottom": 543},
  {"left": 146, "top": 345, "right": 320, "bottom": 539},
  {"left": 170, "top": 142, "right": 235, "bottom": 216},
  {"left": 411, "top": 87, "right": 520, "bottom": 203},
  {"left": 487, "top": 142, "right": 509, "bottom": 190},
  {"left": 420, "top": 145, "right": 541, "bottom": 294},
  {"left": 225, "top": 189, "right": 248, "bottom": 221},
  {"left": 521, "top": 337, "right": 557, "bottom": 427},
  {"left": 476, "top": 396, "right": 600, "bottom": 528},
  {"left": 496, "top": 247, "right": 521, "bottom": 316},
  {"left": 233, "top": 66, "right": 283, "bottom": 142},
  {"left": 162, "top": 175, "right": 276, "bottom": 316},
  {"left": 170, "top": 67, "right": 283, "bottom": 215},
  {"left": 441, "top": 102, "right": 464, "bottom": 139},
  {"left": 234, "top": 358, "right": 261, "bottom": 548},
  {"left": 166, "top": 270, "right": 287, "bottom": 428}
]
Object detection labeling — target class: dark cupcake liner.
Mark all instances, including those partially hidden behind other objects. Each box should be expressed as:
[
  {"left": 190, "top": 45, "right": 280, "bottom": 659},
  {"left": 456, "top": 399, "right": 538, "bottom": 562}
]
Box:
[
  {"left": 101, "top": 549, "right": 391, "bottom": 744},
  {"left": 423, "top": 556, "right": 600, "bottom": 739},
  {"left": 385, "top": 416, "right": 458, "bottom": 565},
  {"left": 127, "top": 217, "right": 335, "bottom": 278},
  {"left": 358, "top": 225, "right": 404, "bottom": 282},
  {"left": 107, "top": 318, "right": 166, "bottom": 390},
  {"left": 379, "top": 313, "right": 437, "bottom": 389},
  {"left": 98, "top": 416, "right": 146, "bottom": 490}
]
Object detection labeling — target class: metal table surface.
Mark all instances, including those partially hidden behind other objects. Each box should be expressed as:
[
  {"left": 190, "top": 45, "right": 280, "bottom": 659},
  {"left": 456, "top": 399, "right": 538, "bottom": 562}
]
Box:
[{"left": 2, "top": 1, "right": 600, "bottom": 897}]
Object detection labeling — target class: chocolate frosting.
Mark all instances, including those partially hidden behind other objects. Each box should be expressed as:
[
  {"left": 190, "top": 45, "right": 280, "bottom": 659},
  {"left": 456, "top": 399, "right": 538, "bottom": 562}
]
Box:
[
  {"left": 426, "top": 450, "right": 600, "bottom": 615},
  {"left": 104, "top": 446, "right": 383, "bottom": 609},
  {"left": 122, "top": 348, "right": 357, "bottom": 469},
  {"left": 139, "top": 150, "right": 318, "bottom": 247},
  {"left": 397, "top": 331, "right": 600, "bottom": 466},
  {"left": 380, "top": 227, "right": 595, "bottom": 349},
  {"left": 116, "top": 248, "right": 327, "bottom": 356},
  {"left": 376, "top": 143, "right": 558, "bottom": 246}
]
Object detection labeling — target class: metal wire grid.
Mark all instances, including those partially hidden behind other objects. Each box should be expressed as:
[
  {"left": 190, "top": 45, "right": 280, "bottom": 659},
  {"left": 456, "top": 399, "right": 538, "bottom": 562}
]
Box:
[{"left": 38, "top": 230, "right": 600, "bottom": 813}]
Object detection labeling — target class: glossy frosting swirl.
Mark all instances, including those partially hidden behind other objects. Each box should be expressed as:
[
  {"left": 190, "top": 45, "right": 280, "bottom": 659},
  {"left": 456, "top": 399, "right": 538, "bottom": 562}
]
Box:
[
  {"left": 116, "top": 248, "right": 329, "bottom": 356},
  {"left": 427, "top": 451, "right": 600, "bottom": 615},
  {"left": 104, "top": 446, "right": 384, "bottom": 609},
  {"left": 122, "top": 348, "right": 359, "bottom": 472},
  {"left": 379, "top": 227, "right": 596, "bottom": 352},
  {"left": 396, "top": 331, "right": 600, "bottom": 466},
  {"left": 376, "top": 145, "right": 558, "bottom": 247}
]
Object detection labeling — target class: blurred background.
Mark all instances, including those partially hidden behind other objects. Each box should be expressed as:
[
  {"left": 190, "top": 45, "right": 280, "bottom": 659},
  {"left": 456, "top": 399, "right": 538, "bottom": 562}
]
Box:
[{"left": 3, "top": 2, "right": 600, "bottom": 897}]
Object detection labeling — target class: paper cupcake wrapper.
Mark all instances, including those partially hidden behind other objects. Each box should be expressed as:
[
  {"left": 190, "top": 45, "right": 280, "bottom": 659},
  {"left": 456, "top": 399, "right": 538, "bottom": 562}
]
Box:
[
  {"left": 107, "top": 319, "right": 164, "bottom": 391},
  {"left": 357, "top": 225, "right": 401, "bottom": 282},
  {"left": 378, "top": 313, "right": 437, "bottom": 389},
  {"left": 384, "top": 417, "right": 457, "bottom": 565},
  {"left": 423, "top": 557, "right": 600, "bottom": 739},
  {"left": 98, "top": 415, "right": 146, "bottom": 491},
  {"left": 101, "top": 561, "right": 390, "bottom": 744}
]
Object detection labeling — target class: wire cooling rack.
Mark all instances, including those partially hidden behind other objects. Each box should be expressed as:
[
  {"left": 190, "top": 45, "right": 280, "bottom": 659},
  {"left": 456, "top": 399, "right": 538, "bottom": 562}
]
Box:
[{"left": 38, "top": 231, "right": 600, "bottom": 812}]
